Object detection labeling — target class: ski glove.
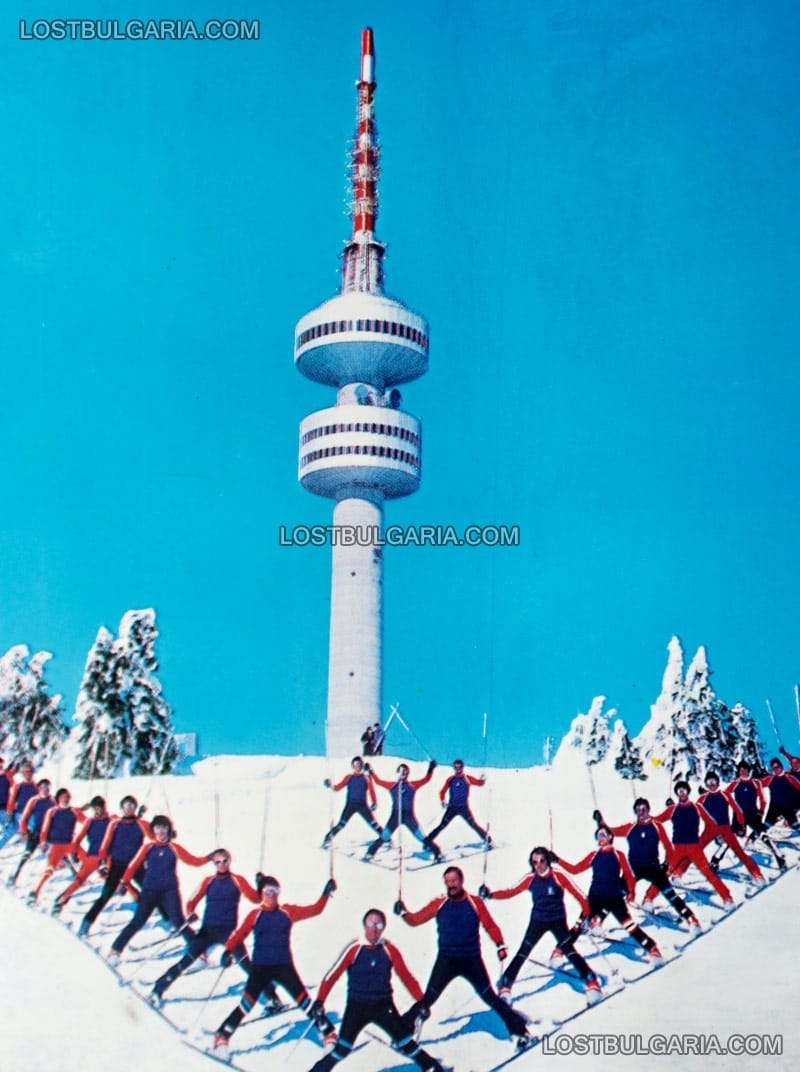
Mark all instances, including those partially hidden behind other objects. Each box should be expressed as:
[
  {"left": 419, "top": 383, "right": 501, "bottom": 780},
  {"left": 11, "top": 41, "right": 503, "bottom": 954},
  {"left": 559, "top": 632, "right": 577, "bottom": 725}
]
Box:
[
  {"left": 309, "top": 999, "right": 326, "bottom": 1024},
  {"left": 497, "top": 943, "right": 509, "bottom": 962},
  {"left": 393, "top": 899, "right": 408, "bottom": 916},
  {"left": 478, "top": 884, "right": 492, "bottom": 899},
  {"left": 220, "top": 950, "right": 234, "bottom": 969},
  {"left": 592, "top": 809, "right": 603, "bottom": 824},
  {"left": 427, "top": 760, "right": 438, "bottom": 774},
  {"left": 323, "top": 878, "right": 337, "bottom": 897},
  {"left": 323, "top": 778, "right": 332, "bottom": 788},
  {"left": 186, "top": 912, "right": 199, "bottom": 924}
]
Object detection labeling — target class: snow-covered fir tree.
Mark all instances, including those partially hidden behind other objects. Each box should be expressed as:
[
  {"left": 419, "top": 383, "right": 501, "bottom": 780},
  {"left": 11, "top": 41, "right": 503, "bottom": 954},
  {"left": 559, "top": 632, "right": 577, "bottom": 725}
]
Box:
[
  {"left": 728, "top": 701, "right": 764, "bottom": 773},
  {"left": 71, "top": 628, "right": 129, "bottom": 778},
  {"left": 636, "top": 638, "right": 763, "bottom": 783},
  {"left": 569, "top": 695, "right": 611, "bottom": 764},
  {"left": 636, "top": 637, "right": 696, "bottom": 781},
  {"left": 681, "top": 646, "right": 738, "bottom": 781},
  {"left": 0, "top": 645, "right": 66, "bottom": 765},
  {"left": 120, "top": 610, "right": 178, "bottom": 775},
  {"left": 70, "top": 609, "right": 178, "bottom": 777},
  {"left": 610, "top": 719, "right": 646, "bottom": 782}
]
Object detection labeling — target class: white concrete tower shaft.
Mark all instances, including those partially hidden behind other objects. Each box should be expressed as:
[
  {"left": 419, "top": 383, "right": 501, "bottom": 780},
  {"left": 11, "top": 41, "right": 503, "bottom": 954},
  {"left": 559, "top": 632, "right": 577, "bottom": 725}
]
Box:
[
  {"left": 295, "top": 28, "right": 429, "bottom": 758},
  {"left": 327, "top": 497, "right": 383, "bottom": 750}
]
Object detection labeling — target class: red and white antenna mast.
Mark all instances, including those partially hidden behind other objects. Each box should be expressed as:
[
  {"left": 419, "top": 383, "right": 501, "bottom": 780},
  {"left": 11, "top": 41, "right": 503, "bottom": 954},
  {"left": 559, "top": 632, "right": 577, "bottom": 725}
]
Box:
[{"left": 341, "top": 27, "right": 385, "bottom": 295}]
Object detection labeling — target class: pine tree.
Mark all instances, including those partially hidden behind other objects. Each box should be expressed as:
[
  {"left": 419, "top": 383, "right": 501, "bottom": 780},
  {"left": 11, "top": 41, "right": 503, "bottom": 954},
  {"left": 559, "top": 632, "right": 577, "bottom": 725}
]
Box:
[
  {"left": 636, "top": 637, "right": 695, "bottom": 780},
  {"left": 728, "top": 701, "right": 764, "bottom": 773},
  {"left": 0, "top": 645, "right": 66, "bottom": 765},
  {"left": 71, "top": 628, "right": 128, "bottom": 778},
  {"left": 610, "top": 719, "right": 647, "bottom": 782},
  {"left": 70, "top": 609, "right": 177, "bottom": 778},
  {"left": 570, "top": 696, "right": 611, "bottom": 764}
]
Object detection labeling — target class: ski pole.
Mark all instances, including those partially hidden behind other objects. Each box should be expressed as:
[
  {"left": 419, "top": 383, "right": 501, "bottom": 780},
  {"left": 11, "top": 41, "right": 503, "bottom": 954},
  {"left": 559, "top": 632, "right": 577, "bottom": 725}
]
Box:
[
  {"left": 184, "top": 964, "right": 228, "bottom": 1035},
  {"left": 482, "top": 817, "right": 492, "bottom": 886},
  {"left": 213, "top": 791, "right": 220, "bottom": 847},
  {"left": 389, "top": 704, "right": 432, "bottom": 761},
  {"left": 795, "top": 685, "right": 800, "bottom": 741},
  {"left": 766, "top": 699, "right": 785, "bottom": 749},
  {"left": 131, "top": 912, "right": 197, "bottom": 954},
  {"left": 579, "top": 923, "right": 620, "bottom": 979},
  {"left": 397, "top": 778, "right": 404, "bottom": 901},
  {"left": 481, "top": 711, "right": 489, "bottom": 773},
  {"left": 258, "top": 778, "right": 270, "bottom": 873},
  {"left": 544, "top": 738, "right": 554, "bottom": 850}
]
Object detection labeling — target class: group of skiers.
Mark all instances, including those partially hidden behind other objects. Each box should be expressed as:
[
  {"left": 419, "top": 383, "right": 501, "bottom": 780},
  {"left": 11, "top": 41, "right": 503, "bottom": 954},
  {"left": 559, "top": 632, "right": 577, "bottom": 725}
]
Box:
[
  {"left": 0, "top": 748, "right": 798, "bottom": 1068},
  {"left": 322, "top": 756, "right": 490, "bottom": 863}
]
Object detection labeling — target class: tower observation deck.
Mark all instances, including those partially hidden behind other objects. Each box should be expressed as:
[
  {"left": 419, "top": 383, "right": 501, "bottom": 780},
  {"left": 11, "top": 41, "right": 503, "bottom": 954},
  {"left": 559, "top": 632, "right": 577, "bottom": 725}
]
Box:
[{"left": 295, "top": 28, "right": 429, "bottom": 758}]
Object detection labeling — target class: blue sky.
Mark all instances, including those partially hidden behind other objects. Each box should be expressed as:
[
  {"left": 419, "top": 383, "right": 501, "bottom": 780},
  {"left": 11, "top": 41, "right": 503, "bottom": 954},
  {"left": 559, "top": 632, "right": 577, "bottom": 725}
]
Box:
[{"left": 2, "top": 0, "right": 799, "bottom": 766}]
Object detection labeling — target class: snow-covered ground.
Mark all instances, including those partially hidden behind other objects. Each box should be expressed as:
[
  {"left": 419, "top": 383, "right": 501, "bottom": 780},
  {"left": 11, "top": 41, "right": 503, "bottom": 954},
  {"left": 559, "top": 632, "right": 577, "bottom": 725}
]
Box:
[{"left": 2, "top": 752, "right": 798, "bottom": 1072}]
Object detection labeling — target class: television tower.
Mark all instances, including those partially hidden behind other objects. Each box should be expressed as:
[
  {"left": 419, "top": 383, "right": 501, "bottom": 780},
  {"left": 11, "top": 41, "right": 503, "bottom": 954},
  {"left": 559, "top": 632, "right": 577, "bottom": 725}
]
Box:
[{"left": 295, "top": 28, "right": 429, "bottom": 758}]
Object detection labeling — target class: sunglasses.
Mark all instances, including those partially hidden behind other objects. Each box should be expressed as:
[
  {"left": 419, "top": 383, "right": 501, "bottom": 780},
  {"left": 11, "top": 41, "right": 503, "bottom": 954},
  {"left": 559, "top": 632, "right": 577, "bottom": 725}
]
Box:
[
  {"left": 213, "top": 858, "right": 230, "bottom": 866},
  {"left": 261, "top": 885, "right": 280, "bottom": 895}
]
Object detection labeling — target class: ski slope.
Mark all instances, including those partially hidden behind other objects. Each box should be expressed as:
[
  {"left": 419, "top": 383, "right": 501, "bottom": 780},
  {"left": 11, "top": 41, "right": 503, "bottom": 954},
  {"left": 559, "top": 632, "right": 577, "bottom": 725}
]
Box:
[{"left": 1, "top": 752, "right": 798, "bottom": 1071}]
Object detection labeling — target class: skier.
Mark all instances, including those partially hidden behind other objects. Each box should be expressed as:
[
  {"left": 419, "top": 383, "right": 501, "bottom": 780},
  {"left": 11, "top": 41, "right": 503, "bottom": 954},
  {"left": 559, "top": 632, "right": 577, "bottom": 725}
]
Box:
[
  {"left": 696, "top": 772, "right": 764, "bottom": 882},
  {"left": 79, "top": 794, "right": 152, "bottom": 936},
  {"left": 394, "top": 866, "right": 532, "bottom": 1049},
  {"left": 107, "top": 815, "right": 210, "bottom": 964},
  {"left": 364, "top": 760, "right": 443, "bottom": 862},
  {"left": 150, "top": 850, "right": 269, "bottom": 1005},
  {"left": 424, "top": 760, "right": 490, "bottom": 852},
  {"left": 759, "top": 758, "right": 800, "bottom": 831},
  {"left": 211, "top": 874, "right": 338, "bottom": 1060},
  {"left": 599, "top": 799, "right": 699, "bottom": 927},
  {"left": 307, "top": 908, "right": 448, "bottom": 1072},
  {"left": 0, "top": 758, "right": 15, "bottom": 827},
  {"left": 7, "top": 778, "right": 54, "bottom": 887},
  {"left": 29, "top": 788, "right": 87, "bottom": 903},
  {"left": 361, "top": 726, "right": 376, "bottom": 756},
  {"left": 52, "top": 795, "right": 112, "bottom": 913},
  {"left": 652, "top": 782, "right": 734, "bottom": 906},
  {"left": 479, "top": 846, "right": 601, "bottom": 1004},
  {"left": 321, "top": 756, "right": 382, "bottom": 848},
  {"left": 0, "top": 760, "right": 37, "bottom": 849},
  {"left": 725, "top": 762, "right": 786, "bottom": 870},
  {"left": 557, "top": 826, "right": 663, "bottom": 959}
]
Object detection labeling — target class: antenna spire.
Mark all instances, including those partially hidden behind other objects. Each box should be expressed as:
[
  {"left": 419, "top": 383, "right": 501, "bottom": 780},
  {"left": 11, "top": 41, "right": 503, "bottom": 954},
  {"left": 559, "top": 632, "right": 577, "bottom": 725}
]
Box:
[{"left": 341, "top": 27, "right": 385, "bottom": 295}]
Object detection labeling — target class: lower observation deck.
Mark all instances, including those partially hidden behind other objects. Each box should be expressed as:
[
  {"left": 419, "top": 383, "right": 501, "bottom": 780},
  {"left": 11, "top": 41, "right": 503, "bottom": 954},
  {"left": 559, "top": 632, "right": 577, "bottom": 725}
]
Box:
[
  {"left": 299, "top": 404, "right": 421, "bottom": 499},
  {"left": 295, "top": 291, "right": 428, "bottom": 388}
]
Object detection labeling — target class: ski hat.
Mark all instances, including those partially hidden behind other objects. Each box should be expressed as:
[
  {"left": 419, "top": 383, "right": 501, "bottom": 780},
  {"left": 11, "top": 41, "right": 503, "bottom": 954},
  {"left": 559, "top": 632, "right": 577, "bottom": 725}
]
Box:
[
  {"left": 120, "top": 794, "right": 138, "bottom": 808},
  {"left": 150, "top": 814, "right": 174, "bottom": 839},
  {"left": 674, "top": 780, "right": 691, "bottom": 794},
  {"left": 705, "top": 771, "right": 720, "bottom": 784},
  {"left": 90, "top": 795, "right": 105, "bottom": 810},
  {"left": 351, "top": 756, "right": 363, "bottom": 768},
  {"left": 633, "top": 797, "right": 650, "bottom": 811}
]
